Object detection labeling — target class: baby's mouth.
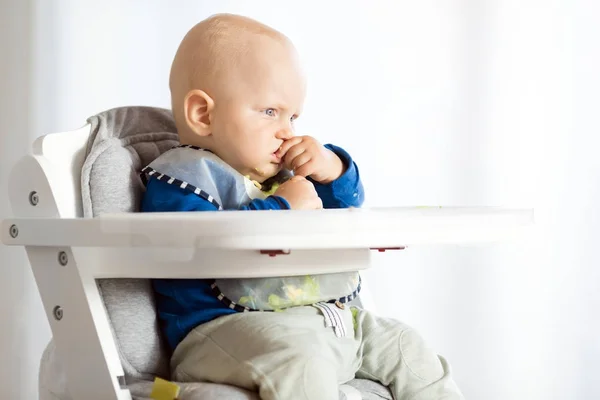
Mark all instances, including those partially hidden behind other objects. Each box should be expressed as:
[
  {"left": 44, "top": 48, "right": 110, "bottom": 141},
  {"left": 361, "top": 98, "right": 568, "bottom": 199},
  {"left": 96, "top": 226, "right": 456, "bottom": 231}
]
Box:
[{"left": 271, "top": 152, "right": 283, "bottom": 164}]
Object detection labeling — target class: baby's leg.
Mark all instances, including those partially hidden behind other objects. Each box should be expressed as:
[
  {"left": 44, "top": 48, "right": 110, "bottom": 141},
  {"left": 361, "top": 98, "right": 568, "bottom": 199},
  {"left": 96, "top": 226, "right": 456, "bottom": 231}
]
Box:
[
  {"left": 353, "top": 309, "right": 465, "bottom": 400},
  {"left": 171, "top": 307, "right": 357, "bottom": 400}
]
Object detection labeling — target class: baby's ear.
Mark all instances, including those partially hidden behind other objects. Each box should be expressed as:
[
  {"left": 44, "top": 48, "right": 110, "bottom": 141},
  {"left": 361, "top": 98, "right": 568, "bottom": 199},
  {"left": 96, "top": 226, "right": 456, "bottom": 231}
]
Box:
[{"left": 183, "top": 89, "right": 214, "bottom": 137}]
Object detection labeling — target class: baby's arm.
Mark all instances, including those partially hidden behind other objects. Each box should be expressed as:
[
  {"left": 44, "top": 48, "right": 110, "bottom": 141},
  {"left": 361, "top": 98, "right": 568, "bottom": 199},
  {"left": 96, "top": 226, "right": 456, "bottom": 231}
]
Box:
[
  {"left": 141, "top": 178, "right": 290, "bottom": 212},
  {"left": 308, "top": 144, "right": 365, "bottom": 209}
]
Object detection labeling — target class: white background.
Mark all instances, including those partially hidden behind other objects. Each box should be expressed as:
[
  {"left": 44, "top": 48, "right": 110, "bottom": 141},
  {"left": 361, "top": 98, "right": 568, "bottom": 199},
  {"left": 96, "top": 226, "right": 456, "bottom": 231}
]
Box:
[{"left": 1, "top": 1, "right": 599, "bottom": 399}]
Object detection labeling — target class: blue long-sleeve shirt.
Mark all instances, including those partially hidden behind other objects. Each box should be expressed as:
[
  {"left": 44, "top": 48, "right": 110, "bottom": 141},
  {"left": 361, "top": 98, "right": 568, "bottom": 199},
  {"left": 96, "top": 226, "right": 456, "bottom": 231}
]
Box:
[{"left": 141, "top": 144, "right": 364, "bottom": 350}]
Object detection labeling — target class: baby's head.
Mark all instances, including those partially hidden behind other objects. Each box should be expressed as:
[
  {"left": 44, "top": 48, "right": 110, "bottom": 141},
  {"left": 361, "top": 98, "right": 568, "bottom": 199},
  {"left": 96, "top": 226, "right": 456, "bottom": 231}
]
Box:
[{"left": 169, "top": 14, "right": 306, "bottom": 183}]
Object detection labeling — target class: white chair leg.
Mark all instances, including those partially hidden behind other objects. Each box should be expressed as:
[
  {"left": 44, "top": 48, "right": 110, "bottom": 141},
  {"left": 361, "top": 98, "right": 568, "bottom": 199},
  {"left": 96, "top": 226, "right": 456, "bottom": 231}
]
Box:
[
  {"left": 26, "top": 246, "right": 131, "bottom": 400},
  {"left": 9, "top": 155, "right": 131, "bottom": 400}
]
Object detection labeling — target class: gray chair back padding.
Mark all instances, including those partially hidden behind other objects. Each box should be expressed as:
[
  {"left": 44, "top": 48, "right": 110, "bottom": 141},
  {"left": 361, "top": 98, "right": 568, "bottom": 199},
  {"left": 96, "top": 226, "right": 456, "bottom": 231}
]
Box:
[{"left": 82, "top": 106, "right": 179, "bottom": 381}]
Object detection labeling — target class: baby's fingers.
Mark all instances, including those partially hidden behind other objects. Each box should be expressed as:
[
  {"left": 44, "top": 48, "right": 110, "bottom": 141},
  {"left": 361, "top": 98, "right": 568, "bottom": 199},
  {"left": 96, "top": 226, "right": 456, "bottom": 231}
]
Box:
[
  {"left": 294, "top": 158, "right": 316, "bottom": 178},
  {"left": 313, "top": 197, "right": 324, "bottom": 209},
  {"left": 276, "top": 137, "right": 303, "bottom": 158},
  {"left": 290, "top": 152, "right": 312, "bottom": 174},
  {"left": 282, "top": 147, "right": 307, "bottom": 172}
]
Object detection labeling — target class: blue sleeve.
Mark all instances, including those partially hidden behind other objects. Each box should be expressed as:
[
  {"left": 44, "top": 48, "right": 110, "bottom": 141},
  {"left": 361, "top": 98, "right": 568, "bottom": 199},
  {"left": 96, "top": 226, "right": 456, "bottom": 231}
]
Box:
[
  {"left": 140, "top": 178, "right": 290, "bottom": 213},
  {"left": 308, "top": 144, "right": 365, "bottom": 209}
]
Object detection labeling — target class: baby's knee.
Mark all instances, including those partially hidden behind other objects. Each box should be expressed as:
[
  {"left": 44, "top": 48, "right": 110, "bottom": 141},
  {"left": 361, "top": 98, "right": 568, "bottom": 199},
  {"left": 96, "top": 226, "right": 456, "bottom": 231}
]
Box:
[
  {"left": 360, "top": 311, "right": 447, "bottom": 384},
  {"left": 398, "top": 328, "right": 445, "bottom": 383}
]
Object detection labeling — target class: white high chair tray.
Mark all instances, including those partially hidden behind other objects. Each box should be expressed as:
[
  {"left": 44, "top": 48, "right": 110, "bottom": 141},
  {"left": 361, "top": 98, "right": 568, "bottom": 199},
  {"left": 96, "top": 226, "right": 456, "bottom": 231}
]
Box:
[{"left": 3, "top": 206, "right": 533, "bottom": 250}]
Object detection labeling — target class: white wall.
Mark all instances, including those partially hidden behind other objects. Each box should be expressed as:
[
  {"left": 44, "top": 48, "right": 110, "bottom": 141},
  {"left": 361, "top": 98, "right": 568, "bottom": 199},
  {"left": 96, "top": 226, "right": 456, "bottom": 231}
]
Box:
[
  {"left": 1, "top": 1, "right": 598, "bottom": 399},
  {"left": 0, "top": 1, "right": 52, "bottom": 399}
]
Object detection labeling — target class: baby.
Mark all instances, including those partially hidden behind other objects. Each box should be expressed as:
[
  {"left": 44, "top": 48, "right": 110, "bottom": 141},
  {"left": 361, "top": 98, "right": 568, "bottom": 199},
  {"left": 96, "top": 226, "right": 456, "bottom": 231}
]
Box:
[{"left": 141, "top": 13, "right": 464, "bottom": 400}]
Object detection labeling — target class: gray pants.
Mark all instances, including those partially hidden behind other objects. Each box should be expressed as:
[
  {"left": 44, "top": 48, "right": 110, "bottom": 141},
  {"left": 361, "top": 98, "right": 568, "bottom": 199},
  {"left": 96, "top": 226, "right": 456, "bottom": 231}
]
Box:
[{"left": 171, "top": 305, "right": 464, "bottom": 400}]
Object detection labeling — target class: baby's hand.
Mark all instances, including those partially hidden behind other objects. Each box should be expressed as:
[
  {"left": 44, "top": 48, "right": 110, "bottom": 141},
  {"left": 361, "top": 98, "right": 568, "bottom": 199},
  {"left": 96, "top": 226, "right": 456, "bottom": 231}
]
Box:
[
  {"left": 276, "top": 136, "right": 344, "bottom": 184},
  {"left": 273, "top": 176, "right": 323, "bottom": 210}
]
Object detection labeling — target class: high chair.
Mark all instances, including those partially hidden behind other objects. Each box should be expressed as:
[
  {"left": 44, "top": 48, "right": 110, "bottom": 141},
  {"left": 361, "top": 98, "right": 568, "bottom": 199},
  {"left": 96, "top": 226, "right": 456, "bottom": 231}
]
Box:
[{"left": 0, "top": 106, "right": 534, "bottom": 400}]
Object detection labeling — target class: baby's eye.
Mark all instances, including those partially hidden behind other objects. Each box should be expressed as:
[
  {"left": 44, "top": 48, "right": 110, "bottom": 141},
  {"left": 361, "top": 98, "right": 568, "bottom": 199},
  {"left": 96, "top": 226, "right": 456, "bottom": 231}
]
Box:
[{"left": 265, "top": 108, "right": 277, "bottom": 117}]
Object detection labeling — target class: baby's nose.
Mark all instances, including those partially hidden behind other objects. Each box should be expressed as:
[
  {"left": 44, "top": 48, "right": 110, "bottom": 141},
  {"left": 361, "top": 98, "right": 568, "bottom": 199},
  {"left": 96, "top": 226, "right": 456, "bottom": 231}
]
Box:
[{"left": 275, "top": 129, "right": 293, "bottom": 140}]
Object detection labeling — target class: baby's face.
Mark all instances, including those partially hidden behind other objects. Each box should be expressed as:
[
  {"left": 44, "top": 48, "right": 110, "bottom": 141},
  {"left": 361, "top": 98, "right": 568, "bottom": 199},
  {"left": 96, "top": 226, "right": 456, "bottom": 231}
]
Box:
[{"left": 209, "top": 39, "right": 306, "bottom": 183}]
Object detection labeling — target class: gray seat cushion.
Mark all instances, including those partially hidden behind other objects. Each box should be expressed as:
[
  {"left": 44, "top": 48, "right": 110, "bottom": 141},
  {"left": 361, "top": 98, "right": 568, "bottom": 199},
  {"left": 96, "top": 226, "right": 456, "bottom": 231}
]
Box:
[{"left": 78, "top": 106, "right": 392, "bottom": 399}]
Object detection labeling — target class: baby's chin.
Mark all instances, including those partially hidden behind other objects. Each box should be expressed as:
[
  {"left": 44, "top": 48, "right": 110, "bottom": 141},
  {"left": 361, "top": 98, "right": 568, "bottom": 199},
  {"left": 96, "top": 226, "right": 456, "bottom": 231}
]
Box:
[{"left": 251, "top": 164, "right": 281, "bottom": 182}]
